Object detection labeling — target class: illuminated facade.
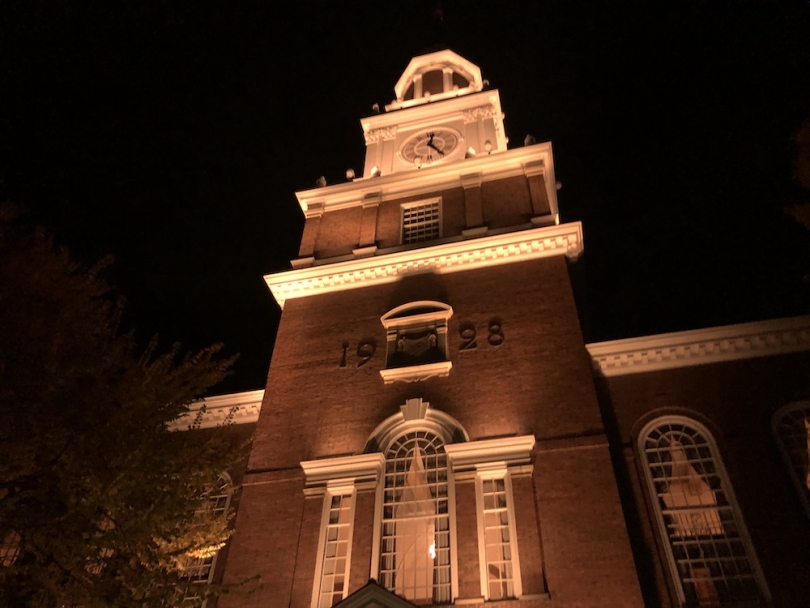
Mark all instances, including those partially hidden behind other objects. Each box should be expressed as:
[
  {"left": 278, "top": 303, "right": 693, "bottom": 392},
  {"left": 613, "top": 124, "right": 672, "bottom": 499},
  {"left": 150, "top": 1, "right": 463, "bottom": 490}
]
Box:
[{"left": 213, "top": 51, "right": 810, "bottom": 608}]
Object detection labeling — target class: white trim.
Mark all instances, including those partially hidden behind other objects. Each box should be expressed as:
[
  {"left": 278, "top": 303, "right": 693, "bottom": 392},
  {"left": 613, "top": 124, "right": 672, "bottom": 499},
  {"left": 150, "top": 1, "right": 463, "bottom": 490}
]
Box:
[
  {"left": 474, "top": 468, "right": 523, "bottom": 600},
  {"left": 167, "top": 389, "right": 264, "bottom": 431},
  {"left": 295, "top": 142, "right": 554, "bottom": 214},
  {"left": 365, "top": 399, "right": 469, "bottom": 454},
  {"left": 638, "top": 416, "right": 770, "bottom": 605},
  {"left": 310, "top": 486, "right": 357, "bottom": 608},
  {"left": 300, "top": 453, "right": 386, "bottom": 495},
  {"left": 380, "top": 361, "right": 453, "bottom": 384},
  {"left": 388, "top": 50, "right": 483, "bottom": 111},
  {"left": 587, "top": 316, "right": 810, "bottom": 377},
  {"left": 266, "top": 222, "right": 583, "bottom": 308},
  {"left": 444, "top": 435, "right": 536, "bottom": 473}
]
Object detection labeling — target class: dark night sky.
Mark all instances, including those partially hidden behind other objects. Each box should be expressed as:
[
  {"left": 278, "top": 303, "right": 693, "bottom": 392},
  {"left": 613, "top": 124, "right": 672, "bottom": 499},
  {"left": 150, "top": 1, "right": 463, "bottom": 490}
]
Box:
[{"left": 2, "top": 2, "right": 809, "bottom": 393}]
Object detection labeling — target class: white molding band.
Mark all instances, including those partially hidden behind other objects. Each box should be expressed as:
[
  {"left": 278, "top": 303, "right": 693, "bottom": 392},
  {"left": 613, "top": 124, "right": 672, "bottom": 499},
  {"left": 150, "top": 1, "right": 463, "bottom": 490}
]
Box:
[
  {"left": 265, "top": 222, "right": 583, "bottom": 308},
  {"left": 444, "top": 435, "right": 536, "bottom": 473},
  {"left": 300, "top": 453, "right": 386, "bottom": 495},
  {"left": 295, "top": 142, "right": 553, "bottom": 214},
  {"left": 167, "top": 389, "right": 264, "bottom": 431},
  {"left": 379, "top": 361, "right": 453, "bottom": 384},
  {"left": 586, "top": 316, "right": 810, "bottom": 377}
]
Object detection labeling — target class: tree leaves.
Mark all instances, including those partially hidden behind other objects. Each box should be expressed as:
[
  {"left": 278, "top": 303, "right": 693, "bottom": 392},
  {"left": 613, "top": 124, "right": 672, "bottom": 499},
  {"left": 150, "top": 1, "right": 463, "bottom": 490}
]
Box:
[{"left": 0, "top": 207, "right": 249, "bottom": 606}]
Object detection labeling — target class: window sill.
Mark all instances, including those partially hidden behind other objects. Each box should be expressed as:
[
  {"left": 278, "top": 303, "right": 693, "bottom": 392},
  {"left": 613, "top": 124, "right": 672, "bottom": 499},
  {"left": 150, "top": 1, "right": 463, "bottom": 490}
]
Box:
[{"left": 379, "top": 361, "right": 452, "bottom": 384}]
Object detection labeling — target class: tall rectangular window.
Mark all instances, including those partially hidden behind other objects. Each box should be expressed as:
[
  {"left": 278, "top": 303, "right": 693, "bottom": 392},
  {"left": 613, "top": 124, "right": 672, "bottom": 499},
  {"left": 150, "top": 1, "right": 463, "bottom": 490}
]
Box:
[
  {"left": 180, "top": 477, "right": 232, "bottom": 604},
  {"left": 401, "top": 200, "right": 441, "bottom": 244},
  {"left": 476, "top": 470, "right": 521, "bottom": 600},
  {"left": 313, "top": 489, "right": 355, "bottom": 608}
]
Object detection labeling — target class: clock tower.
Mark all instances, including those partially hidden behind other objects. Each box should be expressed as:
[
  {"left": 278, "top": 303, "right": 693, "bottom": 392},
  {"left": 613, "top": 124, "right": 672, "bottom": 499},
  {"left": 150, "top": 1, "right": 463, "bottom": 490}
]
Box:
[{"left": 220, "top": 50, "right": 644, "bottom": 608}]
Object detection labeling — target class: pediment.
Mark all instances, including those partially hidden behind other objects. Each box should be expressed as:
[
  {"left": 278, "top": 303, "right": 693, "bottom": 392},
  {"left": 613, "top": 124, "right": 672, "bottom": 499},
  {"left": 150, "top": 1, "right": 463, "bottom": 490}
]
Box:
[{"left": 335, "top": 580, "right": 417, "bottom": 608}]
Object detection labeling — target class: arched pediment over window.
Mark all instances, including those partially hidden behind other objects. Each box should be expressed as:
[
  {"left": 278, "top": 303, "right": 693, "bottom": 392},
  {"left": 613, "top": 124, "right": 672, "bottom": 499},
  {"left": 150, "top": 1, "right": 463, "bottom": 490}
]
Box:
[
  {"left": 364, "top": 397, "right": 467, "bottom": 454},
  {"left": 379, "top": 301, "right": 453, "bottom": 385}
]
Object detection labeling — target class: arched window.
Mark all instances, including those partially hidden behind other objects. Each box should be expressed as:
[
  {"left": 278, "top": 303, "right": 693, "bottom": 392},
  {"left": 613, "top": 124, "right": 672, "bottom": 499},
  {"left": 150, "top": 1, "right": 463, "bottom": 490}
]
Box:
[
  {"left": 772, "top": 401, "right": 810, "bottom": 515},
  {"left": 639, "top": 417, "right": 767, "bottom": 607},
  {"left": 369, "top": 398, "right": 465, "bottom": 604},
  {"left": 379, "top": 429, "right": 451, "bottom": 604}
]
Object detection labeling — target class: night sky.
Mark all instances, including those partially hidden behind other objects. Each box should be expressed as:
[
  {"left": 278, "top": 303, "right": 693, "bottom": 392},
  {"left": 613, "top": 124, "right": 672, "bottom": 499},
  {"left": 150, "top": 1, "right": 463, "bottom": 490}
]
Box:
[{"left": 3, "top": 2, "right": 809, "bottom": 393}]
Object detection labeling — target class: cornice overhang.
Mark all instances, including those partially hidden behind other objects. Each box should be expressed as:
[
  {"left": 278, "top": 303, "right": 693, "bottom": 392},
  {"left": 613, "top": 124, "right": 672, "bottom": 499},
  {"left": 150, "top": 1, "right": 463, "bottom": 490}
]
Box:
[
  {"left": 295, "top": 131, "right": 549, "bottom": 216},
  {"left": 363, "top": 90, "right": 497, "bottom": 133},
  {"left": 265, "top": 221, "right": 583, "bottom": 308},
  {"left": 586, "top": 316, "right": 810, "bottom": 377},
  {"left": 167, "top": 389, "right": 264, "bottom": 431}
]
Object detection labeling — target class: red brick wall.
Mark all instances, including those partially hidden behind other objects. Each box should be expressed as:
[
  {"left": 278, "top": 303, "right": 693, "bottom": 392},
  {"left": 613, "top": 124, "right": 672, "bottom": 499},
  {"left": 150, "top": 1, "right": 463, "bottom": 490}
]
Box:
[
  {"left": 454, "top": 480, "right": 481, "bottom": 600},
  {"left": 223, "top": 254, "right": 644, "bottom": 607},
  {"left": 303, "top": 176, "right": 535, "bottom": 260},
  {"left": 249, "top": 256, "right": 602, "bottom": 471},
  {"left": 219, "top": 471, "right": 304, "bottom": 607}
]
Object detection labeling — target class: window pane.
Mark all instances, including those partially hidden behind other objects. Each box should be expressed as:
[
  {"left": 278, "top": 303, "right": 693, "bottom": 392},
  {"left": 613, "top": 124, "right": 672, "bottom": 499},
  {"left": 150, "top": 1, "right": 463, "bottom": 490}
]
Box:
[
  {"left": 317, "top": 493, "right": 354, "bottom": 607},
  {"left": 480, "top": 474, "right": 517, "bottom": 600},
  {"left": 642, "top": 420, "right": 764, "bottom": 606},
  {"left": 380, "top": 430, "right": 451, "bottom": 603}
]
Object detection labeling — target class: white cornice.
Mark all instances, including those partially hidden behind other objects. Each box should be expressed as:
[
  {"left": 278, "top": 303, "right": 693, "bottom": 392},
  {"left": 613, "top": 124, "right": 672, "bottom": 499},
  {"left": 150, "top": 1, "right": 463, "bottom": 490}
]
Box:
[
  {"left": 295, "top": 141, "right": 553, "bottom": 214},
  {"left": 444, "top": 435, "right": 536, "bottom": 472},
  {"left": 363, "top": 90, "right": 497, "bottom": 133},
  {"left": 300, "top": 453, "right": 385, "bottom": 492},
  {"left": 265, "top": 222, "right": 583, "bottom": 308},
  {"left": 167, "top": 389, "right": 264, "bottom": 431},
  {"left": 586, "top": 316, "right": 810, "bottom": 377}
]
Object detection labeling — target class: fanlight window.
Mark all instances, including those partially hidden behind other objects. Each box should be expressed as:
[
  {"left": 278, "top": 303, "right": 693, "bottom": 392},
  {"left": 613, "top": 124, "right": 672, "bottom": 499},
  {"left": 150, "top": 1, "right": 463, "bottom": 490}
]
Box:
[
  {"left": 379, "top": 430, "right": 451, "bottom": 604},
  {"left": 772, "top": 401, "right": 810, "bottom": 515},
  {"left": 640, "top": 418, "right": 766, "bottom": 607}
]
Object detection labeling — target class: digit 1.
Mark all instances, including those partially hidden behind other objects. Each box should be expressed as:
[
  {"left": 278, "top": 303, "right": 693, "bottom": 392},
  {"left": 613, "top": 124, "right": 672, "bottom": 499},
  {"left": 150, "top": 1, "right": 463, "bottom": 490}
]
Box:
[{"left": 340, "top": 341, "right": 349, "bottom": 368}]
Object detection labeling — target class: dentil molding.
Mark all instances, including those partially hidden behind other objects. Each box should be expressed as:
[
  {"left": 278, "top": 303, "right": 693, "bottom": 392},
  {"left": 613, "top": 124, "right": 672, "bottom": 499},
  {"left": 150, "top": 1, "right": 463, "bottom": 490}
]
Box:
[
  {"left": 587, "top": 316, "right": 810, "bottom": 377},
  {"left": 265, "top": 222, "right": 583, "bottom": 308},
  {"left": 167, "top": 389, "right": 264, "bottom": 431}
]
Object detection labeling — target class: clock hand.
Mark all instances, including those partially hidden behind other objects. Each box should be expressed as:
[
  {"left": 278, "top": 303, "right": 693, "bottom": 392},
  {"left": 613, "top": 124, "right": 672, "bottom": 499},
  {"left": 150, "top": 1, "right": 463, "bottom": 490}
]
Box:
[{"left": 427, "top": 141, "right": 445, "bottom": 156}]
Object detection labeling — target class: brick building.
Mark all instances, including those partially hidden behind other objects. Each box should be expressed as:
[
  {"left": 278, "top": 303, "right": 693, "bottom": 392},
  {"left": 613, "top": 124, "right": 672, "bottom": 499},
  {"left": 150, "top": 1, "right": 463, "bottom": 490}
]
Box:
[{"left": 205, "top": 51, "right": 810, "bottom": 608}]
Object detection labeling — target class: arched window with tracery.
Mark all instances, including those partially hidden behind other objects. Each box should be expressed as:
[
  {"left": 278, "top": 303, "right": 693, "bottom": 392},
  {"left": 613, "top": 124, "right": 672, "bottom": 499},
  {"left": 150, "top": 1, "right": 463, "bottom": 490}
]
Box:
[
  {"left": 639, "top": 417, "right": 767, "bottom": 607},
  {"left": 366, "top": 398, "right": 465, "bottom": 604},
  {"left": 772, "top": 401, "right": 810, "bottom": 516},
  {"left": 379, "top": 429, "right": 451, "bottom": 604}
]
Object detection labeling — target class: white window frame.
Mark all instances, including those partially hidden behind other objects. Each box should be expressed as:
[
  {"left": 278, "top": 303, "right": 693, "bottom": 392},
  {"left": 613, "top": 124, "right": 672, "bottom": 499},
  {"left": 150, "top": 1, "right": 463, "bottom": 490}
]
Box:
[
  {"left": 772, "top": 400, "right": 810, "bottom": 518},
  {"left": 445, "top": 435, "right": 534, "bottom": 602},
  {"left": 180, "top": 474, "right": 233, "bottom": 605},
  {"left": 367, "top": 399, "right": 467, "bottom": 604},
  {"left": 638, "top": 416, "right": 769, "bottom": 606},
  {"left": 301, "top": 453, "right": 386, "bottom": 608},
  {"left": 400, "top": 198, "right": 442, "bottom": 245},
  {"left": 379, "top": 301, "right": 453, "bottom": 385},
  {"left": 475, "top": 465, "right": 522, "bottom": 600},
  {"left": 311, "top": 484, "right": 357, "bottom": 608}
]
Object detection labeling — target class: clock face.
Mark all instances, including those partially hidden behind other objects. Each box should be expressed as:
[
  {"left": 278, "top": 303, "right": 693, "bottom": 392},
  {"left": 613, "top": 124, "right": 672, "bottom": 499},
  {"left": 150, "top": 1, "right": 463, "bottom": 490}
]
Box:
[{"left": 400, "top": 128, "right": 461, "bottom": 166}]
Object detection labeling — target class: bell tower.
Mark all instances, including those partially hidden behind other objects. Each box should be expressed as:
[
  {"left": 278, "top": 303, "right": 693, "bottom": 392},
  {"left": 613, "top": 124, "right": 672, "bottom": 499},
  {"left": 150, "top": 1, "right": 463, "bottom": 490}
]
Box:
[{"left": 220, "top": 50, "right": 644, "bottom": 608}]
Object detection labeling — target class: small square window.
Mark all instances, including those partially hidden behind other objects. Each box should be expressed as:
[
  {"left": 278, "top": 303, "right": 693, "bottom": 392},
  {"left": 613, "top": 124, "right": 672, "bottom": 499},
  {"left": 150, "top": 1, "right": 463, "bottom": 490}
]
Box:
[{"left": 401, "top": 199, "right": 441, "bottom": 244}]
